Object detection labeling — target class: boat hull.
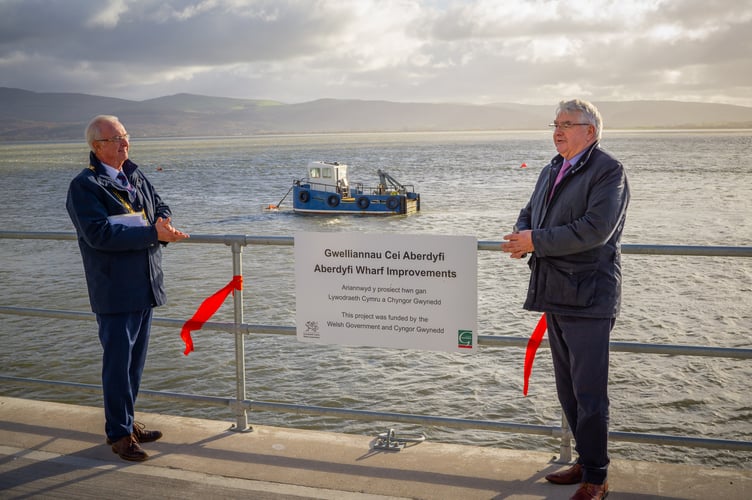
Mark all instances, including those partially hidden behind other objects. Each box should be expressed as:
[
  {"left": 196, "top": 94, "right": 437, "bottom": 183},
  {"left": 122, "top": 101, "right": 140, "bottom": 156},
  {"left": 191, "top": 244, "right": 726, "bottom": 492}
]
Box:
[{"left": 293, "top": 185, "right": 420, "bottom": 215}]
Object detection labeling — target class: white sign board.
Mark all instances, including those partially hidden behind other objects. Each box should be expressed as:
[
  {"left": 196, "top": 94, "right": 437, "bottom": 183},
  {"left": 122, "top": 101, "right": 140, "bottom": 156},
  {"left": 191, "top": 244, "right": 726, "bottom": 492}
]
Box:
[{"left": 295, "top": 232, "right": 477, "bottom": 352}]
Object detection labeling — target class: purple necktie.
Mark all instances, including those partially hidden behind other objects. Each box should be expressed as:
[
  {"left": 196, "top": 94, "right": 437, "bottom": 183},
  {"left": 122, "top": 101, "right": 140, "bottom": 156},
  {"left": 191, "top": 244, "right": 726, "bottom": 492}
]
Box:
[
  {"left": 116, "top": 171, "right": 133, "bottom": 192},
  {"left": 549, "top": 160, "right": 571, "bottom": 200}
]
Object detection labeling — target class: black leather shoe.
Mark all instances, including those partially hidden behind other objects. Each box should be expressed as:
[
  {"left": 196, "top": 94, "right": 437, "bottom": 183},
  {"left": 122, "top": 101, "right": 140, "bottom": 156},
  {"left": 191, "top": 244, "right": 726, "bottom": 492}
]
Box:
[
  {"left": 545, "top": 463, "right": 583, "bottom": 485},
  {"left": 111, "top": 434, "right": 148, "bottom": 462},
  {"left": 106, "top": 422, "right": 162, "bottom": 444}
]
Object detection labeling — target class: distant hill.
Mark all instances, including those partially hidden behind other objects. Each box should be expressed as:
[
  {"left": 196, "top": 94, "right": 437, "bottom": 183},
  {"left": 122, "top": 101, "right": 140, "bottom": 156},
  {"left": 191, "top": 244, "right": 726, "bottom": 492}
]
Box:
[{"left": 1, "top": 87, "right": 751, "bottom": 141}]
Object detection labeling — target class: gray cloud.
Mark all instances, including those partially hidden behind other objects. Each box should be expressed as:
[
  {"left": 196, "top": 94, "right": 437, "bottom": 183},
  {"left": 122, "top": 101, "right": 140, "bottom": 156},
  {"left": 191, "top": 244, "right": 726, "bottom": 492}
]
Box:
[{"left": 0, "top": 0, "right": 750, "bottom": 105}]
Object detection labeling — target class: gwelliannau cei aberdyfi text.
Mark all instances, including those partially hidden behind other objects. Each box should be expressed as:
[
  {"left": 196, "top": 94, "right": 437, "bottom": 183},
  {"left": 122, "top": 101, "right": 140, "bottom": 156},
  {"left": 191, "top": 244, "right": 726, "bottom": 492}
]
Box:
[{"left": 314, "top": 248, "right": 457, "bottom": 278}]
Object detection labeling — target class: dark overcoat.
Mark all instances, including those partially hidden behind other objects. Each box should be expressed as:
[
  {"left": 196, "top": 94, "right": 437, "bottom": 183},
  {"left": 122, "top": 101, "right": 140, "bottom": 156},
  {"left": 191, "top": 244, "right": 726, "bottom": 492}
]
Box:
[
  {"left": 515, "top": 141, "right": 630, "bottom": 318},
  {"left": 66, "top": 152, "right": 171, "bottom": 314}
]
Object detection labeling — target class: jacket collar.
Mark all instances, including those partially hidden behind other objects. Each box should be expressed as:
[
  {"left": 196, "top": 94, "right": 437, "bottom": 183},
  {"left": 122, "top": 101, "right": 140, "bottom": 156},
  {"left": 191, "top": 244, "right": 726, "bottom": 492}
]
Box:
[
  {"left": 89, "top": 151, "right": 137, "bottom": 176},
  {"left": 88, "top": 152, "right": 142, "bottom": 202},
  {"left": 553, "top": 140, "right": 600, "bottom": 173}
]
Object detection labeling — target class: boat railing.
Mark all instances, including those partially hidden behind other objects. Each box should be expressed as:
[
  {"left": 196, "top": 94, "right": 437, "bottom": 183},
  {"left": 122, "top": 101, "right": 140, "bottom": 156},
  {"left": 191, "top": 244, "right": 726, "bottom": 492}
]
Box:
[
  {"left": 295, "top": 178, "right": 340, "bottom": 194},
  {"left": 361, "top": 183, "right": 414, "bottom": 196},
  {"left": 296, "top": 178, "right": 413, "bottom": 197},
  {"left": 1, "top": 230, "right": 751, "bottom": 464}
]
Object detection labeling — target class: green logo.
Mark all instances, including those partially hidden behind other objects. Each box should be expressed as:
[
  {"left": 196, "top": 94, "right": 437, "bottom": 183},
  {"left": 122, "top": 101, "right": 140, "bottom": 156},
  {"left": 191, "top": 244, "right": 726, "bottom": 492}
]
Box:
[{"left": 457, "top": 330, "right": 473, "bottom": 349}]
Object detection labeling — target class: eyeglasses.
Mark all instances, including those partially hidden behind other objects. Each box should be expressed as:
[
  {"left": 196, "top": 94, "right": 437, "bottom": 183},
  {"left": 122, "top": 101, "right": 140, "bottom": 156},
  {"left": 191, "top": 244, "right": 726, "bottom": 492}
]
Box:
[
  {"left": 548, "top": 122, "right": 591, "bottom": 130},
  {"left": 95, "top": 134, "right": 130, "bottom": 143}
]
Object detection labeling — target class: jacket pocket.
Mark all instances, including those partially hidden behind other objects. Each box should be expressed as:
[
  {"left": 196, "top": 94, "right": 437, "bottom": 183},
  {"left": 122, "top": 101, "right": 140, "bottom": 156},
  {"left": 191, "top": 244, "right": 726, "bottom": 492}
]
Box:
[{"left": 542, "top": 261, "right": 598, "bottom": 308}]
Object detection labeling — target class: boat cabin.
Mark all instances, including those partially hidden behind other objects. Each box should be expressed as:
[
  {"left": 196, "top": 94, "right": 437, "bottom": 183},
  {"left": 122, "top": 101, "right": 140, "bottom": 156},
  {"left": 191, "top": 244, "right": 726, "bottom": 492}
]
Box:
[{"left": 307, "top": 161, "right": 349, "bottom": 195}]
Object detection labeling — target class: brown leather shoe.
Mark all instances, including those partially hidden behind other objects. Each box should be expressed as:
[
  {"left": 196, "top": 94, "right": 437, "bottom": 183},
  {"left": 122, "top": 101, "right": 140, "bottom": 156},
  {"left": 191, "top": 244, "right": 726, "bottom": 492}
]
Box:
[
  {"left": 111, "top": 434, "right": 149, "bottom": 462},
  {"left": 106, "top": 422, "right": 162, "bottom": 444},
  {"left": 133, "top": 421, "right": 163, "bottom": 443},
  {"left": 545, "top": 463, "right": 583, "bottom": 484},
  {"left": 570, "top": 481, "right": 609, "bottom": 500}
]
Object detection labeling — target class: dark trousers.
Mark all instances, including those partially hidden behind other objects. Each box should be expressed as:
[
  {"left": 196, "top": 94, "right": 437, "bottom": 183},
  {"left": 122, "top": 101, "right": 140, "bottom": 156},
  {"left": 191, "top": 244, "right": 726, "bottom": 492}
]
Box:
[
  {"left": 547, "top": 313, "right": 614, "bottom": 485},
  {"left": 96, "top": 309, "right": 153, "bottom": 442}
]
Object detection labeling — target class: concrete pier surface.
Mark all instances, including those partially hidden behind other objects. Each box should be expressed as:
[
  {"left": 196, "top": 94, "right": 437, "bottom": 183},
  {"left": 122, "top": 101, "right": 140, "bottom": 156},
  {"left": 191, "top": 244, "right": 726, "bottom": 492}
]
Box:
[{"left": 1, "top": 396, "right": 749, "bottom": 499}]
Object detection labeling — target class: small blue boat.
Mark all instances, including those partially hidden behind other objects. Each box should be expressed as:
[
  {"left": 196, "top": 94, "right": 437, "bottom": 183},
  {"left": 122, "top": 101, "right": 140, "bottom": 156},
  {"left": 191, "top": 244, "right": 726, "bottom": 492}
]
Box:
[{"left": 287, "top": 161, "right": 420, "bottom": 215}]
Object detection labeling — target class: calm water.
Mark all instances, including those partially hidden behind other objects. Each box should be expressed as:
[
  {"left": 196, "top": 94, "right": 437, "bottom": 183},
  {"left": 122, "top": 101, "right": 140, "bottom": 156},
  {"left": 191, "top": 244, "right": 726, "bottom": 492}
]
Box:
[{"left": 1, "top": 130, "right": 751, "bottom": 469}]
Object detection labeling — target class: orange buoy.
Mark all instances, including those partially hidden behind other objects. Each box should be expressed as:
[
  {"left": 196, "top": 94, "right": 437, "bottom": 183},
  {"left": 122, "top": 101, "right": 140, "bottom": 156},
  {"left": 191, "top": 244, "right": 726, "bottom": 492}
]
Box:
[{"left": 520, "top": 162, "right": 527, "bottom": 168}]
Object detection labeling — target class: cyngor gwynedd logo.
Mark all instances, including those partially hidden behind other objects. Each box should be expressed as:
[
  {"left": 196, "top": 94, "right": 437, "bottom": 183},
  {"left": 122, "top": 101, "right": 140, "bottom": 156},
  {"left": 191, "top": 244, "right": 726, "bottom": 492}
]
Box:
[{"left": 457, "top": 329, "right": 473, "bottom": 349}]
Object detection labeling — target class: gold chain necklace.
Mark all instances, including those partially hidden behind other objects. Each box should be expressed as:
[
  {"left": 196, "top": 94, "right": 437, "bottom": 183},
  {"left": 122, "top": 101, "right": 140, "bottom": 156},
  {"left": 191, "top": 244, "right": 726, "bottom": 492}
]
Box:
[{"left": 89, "top": 164, "right": 140, "bottom": 216}]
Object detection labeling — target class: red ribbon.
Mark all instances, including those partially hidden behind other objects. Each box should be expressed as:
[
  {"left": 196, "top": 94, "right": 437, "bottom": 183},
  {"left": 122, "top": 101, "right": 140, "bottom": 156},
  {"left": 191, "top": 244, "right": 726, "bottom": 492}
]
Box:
[
  {"left": 180, "top": 275, "right": 243, "bottom": 355},
  {"left": 523, "top": 313, "right": 547, "bottom": 396}
]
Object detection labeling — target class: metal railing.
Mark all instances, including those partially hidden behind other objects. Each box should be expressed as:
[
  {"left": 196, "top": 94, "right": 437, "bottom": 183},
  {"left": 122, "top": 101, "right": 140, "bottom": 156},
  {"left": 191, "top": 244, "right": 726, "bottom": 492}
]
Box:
[{"left": 1, "top": 230, "right": 751, "bottom": 462}]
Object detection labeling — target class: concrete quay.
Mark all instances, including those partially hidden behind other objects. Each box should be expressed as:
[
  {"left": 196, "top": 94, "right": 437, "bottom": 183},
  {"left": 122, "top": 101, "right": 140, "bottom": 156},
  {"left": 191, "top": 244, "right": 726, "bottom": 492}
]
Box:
[{"left": 1, "top": 396, "right": 749, "bottom": 499}]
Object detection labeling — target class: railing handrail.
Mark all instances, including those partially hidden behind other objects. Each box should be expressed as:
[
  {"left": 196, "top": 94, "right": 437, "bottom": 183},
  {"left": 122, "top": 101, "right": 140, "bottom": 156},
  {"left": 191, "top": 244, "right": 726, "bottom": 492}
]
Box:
[
  {"left": 1, "top": 230, "right": 751, "bottom": 461},
  {"left": 3, "top": 230, "right": 752, "bottom": 256}
]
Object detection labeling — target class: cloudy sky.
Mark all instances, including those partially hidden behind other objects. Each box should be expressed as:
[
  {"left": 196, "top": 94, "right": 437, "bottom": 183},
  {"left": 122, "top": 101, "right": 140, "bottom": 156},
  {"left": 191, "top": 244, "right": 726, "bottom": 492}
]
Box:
[{"left": 1, "top": 0, "right": 751, "bottom": 106}]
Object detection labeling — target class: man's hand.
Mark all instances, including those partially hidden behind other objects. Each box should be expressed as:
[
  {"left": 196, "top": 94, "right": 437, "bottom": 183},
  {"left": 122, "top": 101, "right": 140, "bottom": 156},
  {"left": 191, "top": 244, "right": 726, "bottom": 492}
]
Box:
[
  {"left": 501, "top": 230, "right": 533, "bottom": 259},
  {"left": 155, "top": 217, "right": 190, "bottom": 243}
]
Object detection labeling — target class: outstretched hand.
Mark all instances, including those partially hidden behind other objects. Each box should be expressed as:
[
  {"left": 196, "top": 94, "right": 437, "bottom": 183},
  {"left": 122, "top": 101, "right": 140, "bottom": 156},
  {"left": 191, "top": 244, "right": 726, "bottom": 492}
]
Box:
[{"left": 155, "top": 217, "right": 190, "bottom": 243}]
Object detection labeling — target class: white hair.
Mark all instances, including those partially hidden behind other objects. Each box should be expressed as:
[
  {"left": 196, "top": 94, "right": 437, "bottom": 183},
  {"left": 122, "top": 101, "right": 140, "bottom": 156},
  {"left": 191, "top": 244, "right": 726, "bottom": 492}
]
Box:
[
  {"left": 556, "top": 99, "right": 602, "bottom": 141},
  {"left": 85, "top": 115, "right": 120, "bottom": 150}
]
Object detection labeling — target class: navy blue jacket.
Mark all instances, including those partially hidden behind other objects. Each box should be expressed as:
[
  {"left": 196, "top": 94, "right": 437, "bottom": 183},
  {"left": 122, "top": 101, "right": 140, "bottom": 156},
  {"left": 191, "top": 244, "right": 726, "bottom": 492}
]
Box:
[
  {"left": 66, "top": 152, "right": 171, "bottom": 314},
  {"left": 515, "top": 142, "right": 630, "bottom": 318}
]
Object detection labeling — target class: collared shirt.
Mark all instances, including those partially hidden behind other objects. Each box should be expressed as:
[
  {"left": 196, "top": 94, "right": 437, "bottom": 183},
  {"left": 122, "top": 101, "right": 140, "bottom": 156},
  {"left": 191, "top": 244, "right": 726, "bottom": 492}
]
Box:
[
  {"left": 100, "top": 162, "right": 123, "bottom": 182},
  {"left": 549, "top": 149, "right": 587, "bottom": 201},
  {"left": 565, "top": 150, "right": 586, "bottom": 169}
]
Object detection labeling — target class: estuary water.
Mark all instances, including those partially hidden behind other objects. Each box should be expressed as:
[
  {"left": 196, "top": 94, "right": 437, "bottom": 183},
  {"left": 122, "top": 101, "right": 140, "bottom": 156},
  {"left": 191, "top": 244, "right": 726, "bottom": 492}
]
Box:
[{"left": 1, "top": 130, "right": 750, "bottom": 469}]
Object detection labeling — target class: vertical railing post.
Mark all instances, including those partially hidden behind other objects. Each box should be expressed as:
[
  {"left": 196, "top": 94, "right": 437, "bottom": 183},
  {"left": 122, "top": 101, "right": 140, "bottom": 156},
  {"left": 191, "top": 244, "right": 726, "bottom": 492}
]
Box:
[{"left": 230, "top": 240, "right": 251, "bottom": 432}]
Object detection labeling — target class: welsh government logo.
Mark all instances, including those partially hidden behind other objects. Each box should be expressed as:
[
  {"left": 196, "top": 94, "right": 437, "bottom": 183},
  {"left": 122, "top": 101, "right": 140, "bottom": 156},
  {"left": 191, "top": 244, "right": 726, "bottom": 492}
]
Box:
[
  {"left": 303, "top": 320, "right": 320, "bottom": 339},
  {"left": 457, "top": 329, "right": 473, "bottom": 349}
]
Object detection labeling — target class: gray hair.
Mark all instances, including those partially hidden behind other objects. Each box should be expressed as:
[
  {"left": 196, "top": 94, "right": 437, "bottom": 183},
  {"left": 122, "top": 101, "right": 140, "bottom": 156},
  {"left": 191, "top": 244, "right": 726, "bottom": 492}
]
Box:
[
  {"left": 556, "top": 99, "right": 602, "bottom": 141},
  {"left": 85, "top": 115, "right": 120, "bottom": 150}
]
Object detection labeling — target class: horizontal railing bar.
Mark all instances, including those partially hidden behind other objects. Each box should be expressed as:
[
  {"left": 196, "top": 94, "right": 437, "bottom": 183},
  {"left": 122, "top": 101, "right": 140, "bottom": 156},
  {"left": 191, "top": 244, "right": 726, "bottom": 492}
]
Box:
[
  {"left": 250, "top": 402, "right": 752, "bottom": 451},
  {"left": 1, "top": 306, "right": 750, "bottom": 359},
  {"left": 621, "top": 244, "right": 752, "bottom": 257},
  {"left": 4, "top": 375, "right": 750, "bottom": 452},
  {"left": 139, "top": 389, "right": 236, "bottom": 407},
  {"left": 477, "top": 240, "right": 752, "bottom": 257},
  {"left": 248, "top": 400, "right": 559, "bottom": 436},
  {"left": 0, "top": 376, "right": 235, "bottom": 407},
  {"left": 608, "top": 430, "right": 752, "bottom": 451},
  {"left": 2, "top": 231, "right": 751, "bottom": 257},
  {"left": 477, "top": 335, "right": 752, "bottom": 359},
  {"left": 179, "top": 235, "right": 296, "bottom": 246},
  {"left": 0, "top": 376, "right": 101, "bottom": 393},
  {"left": 0, "top": 231, "right": 291, "bottom": 247},
  {"left": 0, "top": 306, "right": 295, "bottom": 337},
  {"left": 0, "top": 306, "right": 94, "bottom": 322},
  {"left": 607, "top": 341, "right": 752, "bottom": 359},
  {"left": 0, "top": 375, "right": 558, "bottom": 437},
  {"left": 0, "top": 231, "right": 75, "bottom": 241}
]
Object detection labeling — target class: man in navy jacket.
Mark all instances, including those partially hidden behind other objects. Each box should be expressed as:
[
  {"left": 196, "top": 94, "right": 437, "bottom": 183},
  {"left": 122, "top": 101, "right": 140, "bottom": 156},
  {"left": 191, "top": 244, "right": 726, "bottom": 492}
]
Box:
[
  {"left": 66, "top": 115, "right": 189, "bottom": 461},
  {"left": 502, "top": 99, "right": 630, "bottom": 500}
]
